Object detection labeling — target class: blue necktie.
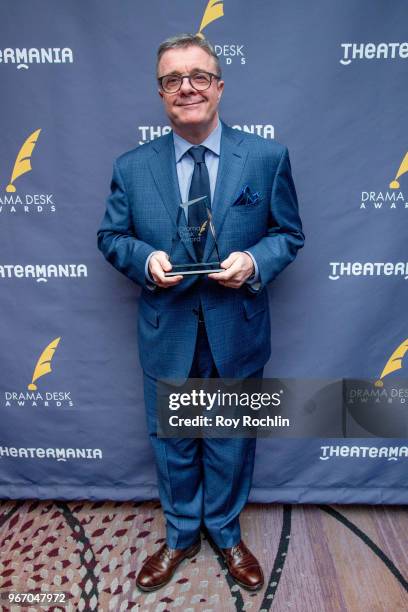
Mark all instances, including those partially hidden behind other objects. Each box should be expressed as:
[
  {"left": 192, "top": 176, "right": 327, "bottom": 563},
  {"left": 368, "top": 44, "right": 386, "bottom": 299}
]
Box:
[{"left": 187, "top": 146, "right": 211, "bottom": 261}]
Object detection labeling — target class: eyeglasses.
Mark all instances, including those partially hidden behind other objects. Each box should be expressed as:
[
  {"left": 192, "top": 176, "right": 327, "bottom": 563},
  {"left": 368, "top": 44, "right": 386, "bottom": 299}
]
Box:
[{"left": 158, "top": 71, "right": 220, "bottom": 94}]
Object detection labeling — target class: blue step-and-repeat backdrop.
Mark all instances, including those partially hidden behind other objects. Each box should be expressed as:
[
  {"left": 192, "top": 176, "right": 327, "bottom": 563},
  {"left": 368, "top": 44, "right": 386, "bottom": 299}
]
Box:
[{"left": 1, "top": 0, "right": 407, "bottom": 503}]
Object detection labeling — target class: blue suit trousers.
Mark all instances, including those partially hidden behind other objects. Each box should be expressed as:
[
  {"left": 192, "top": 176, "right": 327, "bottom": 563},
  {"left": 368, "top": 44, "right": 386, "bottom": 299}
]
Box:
[{"left": 143, "top": 321, "right": 262, "bottom": 549}]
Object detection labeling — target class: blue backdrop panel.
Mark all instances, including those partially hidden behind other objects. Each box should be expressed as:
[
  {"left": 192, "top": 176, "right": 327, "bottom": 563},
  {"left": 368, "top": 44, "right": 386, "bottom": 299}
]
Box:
[{"left": 0, "top": 0, "right": 407, "bottom": 503}]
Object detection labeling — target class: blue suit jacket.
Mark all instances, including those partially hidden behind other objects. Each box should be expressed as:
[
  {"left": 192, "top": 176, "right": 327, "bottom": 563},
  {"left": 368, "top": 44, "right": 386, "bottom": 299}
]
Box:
[{"left": 97, "top": 122, "right": 304, "bottom": 379}]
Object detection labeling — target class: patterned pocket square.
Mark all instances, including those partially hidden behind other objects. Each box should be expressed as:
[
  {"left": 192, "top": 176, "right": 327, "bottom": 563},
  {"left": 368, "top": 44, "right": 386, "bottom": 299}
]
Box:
[{"left": 232, "top": 185, "right": 262, "bottom": 207}]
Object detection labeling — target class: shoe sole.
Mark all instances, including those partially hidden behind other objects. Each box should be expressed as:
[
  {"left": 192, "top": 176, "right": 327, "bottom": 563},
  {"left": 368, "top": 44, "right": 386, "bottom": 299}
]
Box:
[
  {"left": 136, "top": 541, "right": 201, "bottom": 592},
  {"left": 229, "top": 574, "right": 264, "bottom": 591}
]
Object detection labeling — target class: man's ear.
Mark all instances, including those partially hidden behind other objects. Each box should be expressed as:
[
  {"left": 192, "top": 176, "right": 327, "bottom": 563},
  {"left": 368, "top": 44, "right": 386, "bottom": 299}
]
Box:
[
  {"left": 158, "top": 89, "right": 164, "bottom": 99},
  {"left": 217, "top": 80, "right": 225, "bottom": 99}
]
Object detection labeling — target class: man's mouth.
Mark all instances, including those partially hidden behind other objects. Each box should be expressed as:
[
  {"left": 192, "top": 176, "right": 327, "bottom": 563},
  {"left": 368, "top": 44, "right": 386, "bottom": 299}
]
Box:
[{"left": 177, "top": 100, "right": 204, "bottom": 107}]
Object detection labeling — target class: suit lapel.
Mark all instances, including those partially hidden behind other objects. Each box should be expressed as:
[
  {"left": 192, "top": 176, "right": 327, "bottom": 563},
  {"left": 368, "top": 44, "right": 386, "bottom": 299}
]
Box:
[
  {"left": 203, "top": 123, "right": 249, "bottom": 262},
  {"left": 148, "top": 133, "right": 197, "bottom": 262}
]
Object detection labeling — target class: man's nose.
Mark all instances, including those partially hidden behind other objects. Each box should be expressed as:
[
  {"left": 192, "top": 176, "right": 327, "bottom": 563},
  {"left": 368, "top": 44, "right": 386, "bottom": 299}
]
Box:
[{"left": 179, "top": 76, "right": 195, "bottom": 94}]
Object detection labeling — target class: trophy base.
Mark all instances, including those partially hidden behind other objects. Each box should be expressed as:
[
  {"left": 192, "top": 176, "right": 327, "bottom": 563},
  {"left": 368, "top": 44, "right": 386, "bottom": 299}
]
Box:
[{"left": 165, "top": 262, "right": 223, "bottom": 276}]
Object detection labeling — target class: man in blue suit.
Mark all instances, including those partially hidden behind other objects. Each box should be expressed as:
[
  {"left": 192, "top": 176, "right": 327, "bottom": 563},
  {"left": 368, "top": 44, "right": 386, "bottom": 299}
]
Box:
[{"left": 98, "top": 33, "right": 304, "bottom": 592}]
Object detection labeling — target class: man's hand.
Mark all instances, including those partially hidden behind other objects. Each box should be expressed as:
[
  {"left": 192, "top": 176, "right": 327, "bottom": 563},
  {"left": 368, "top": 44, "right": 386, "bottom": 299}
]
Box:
[
  {"left": 148, "top": 251, "right": 183, "bottom": 288},
  {"left": 207, "top": 252, "right": 254, "bottom": 288}
]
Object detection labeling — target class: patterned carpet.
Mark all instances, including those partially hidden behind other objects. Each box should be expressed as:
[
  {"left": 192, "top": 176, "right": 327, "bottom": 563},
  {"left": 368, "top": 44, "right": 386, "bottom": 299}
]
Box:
[{"left": 0, "top": 500, "right": 407, "bottom": 611}]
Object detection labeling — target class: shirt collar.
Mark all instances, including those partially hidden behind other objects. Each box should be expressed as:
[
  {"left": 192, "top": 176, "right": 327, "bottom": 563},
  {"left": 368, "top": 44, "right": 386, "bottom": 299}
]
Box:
[{"left": 173, "top": 119, "right": 222, "bottom": 163}]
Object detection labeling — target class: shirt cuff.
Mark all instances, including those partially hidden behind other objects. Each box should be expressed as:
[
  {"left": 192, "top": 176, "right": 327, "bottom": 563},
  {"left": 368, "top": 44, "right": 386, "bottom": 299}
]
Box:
[
  {"left": 244, "top": 251, "right": 261, "bottom": 289},
  {"left": 145, "top": 251, "right": 158, "bottom": 290}
]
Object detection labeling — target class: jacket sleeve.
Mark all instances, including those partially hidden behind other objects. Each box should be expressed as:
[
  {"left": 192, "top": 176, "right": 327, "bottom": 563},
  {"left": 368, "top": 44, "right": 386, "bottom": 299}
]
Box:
[
  {"left": 97, "top": 159, "right": 156, "bottom": 287},
  {"left": 245, "top": 146, "right": 304, "bottom": 288}
]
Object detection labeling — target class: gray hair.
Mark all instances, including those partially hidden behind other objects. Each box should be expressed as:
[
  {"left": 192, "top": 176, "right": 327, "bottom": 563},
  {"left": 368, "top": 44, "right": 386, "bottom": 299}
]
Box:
[{"left": 156, "top": 33, "right": 222, "bottom": 78}]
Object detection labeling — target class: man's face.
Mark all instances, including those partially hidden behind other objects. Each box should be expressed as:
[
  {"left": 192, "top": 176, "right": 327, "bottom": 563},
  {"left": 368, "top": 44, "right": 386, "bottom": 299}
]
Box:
[{"left": 157, "top": 45, "right": 224, "bottom": 133}]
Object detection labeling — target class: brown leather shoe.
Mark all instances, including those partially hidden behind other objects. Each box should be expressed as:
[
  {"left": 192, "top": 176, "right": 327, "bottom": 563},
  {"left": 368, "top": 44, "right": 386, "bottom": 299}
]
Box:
[
  {"left": 136, "top": 541, "right": 201, "bottom": 592},
  {"left": 220, "top": 540, "right": 264, "bottom": 591}
]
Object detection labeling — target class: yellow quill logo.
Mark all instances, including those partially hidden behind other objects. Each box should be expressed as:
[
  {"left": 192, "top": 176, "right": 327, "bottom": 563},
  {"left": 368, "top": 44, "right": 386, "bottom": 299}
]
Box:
[
  {"left": 6, "top": 128, "right": 41, "bottom": 193},
  {"left": 197, "top": 0, "right": 224, "bottom": 36},
  {"left": 199, "top": 220, "right": 208, "bottom": 235},
  {"left": 28, "top": 337, "right": 61, "bottom": 391},
  {"left": 389, "top": 152, "right": 408, "bottom": 189},
  {"left": 375, "top": 338, "right": 408, "bottom": 387}
]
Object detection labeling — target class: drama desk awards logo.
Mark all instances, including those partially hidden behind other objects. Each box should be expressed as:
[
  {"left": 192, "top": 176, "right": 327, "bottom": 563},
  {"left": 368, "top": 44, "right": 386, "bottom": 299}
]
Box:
[
  {"left": 1, "top": 129, "right": 56, "bottom": 214},
  {"left": 344, "top": 338, "right": 408, "bottom": 439},
  {"left": 360, "top": 152, "right": 408, "bottom": 211},
  {"left": 375, "top": 338, "right": 408, "bottom": 388},
  {"left": 196, "top": 0, "right": 246, "bottom": 66},
  {"left": 3, "top": 337, "right": 74, "bottom": 408}
]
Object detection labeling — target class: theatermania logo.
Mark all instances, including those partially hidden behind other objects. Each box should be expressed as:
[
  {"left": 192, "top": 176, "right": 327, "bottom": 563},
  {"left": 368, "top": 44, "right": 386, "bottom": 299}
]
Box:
[
  {"left": 3, "top": 337, "right": 74, "bottom": 408},
  {"left": 0, "top": 264, "right": 88, "bottom": 283},
  {"left": 0, "top": 47, "right": 73, "bottom": 70},
  {"left": 196, "top": 0, "right": 247, "bottom": 66},
  {"left": 137, "top": 123, "right": 275, "bottom": 145},
  {"left": 1, "top": 129, "right": 56, "bottom": 214},
  {"left": 340, "top": 42, "right": 408, "bottom": 66},
  {"left": 359, "top": 152, "right": 408, "bottom": 211}
]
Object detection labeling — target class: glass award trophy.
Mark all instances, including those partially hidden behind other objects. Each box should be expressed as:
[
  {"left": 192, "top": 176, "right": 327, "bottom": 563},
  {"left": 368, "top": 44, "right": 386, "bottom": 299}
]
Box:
[{"left": 165, "top": 196, "right": 223, "bottom": 276}]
